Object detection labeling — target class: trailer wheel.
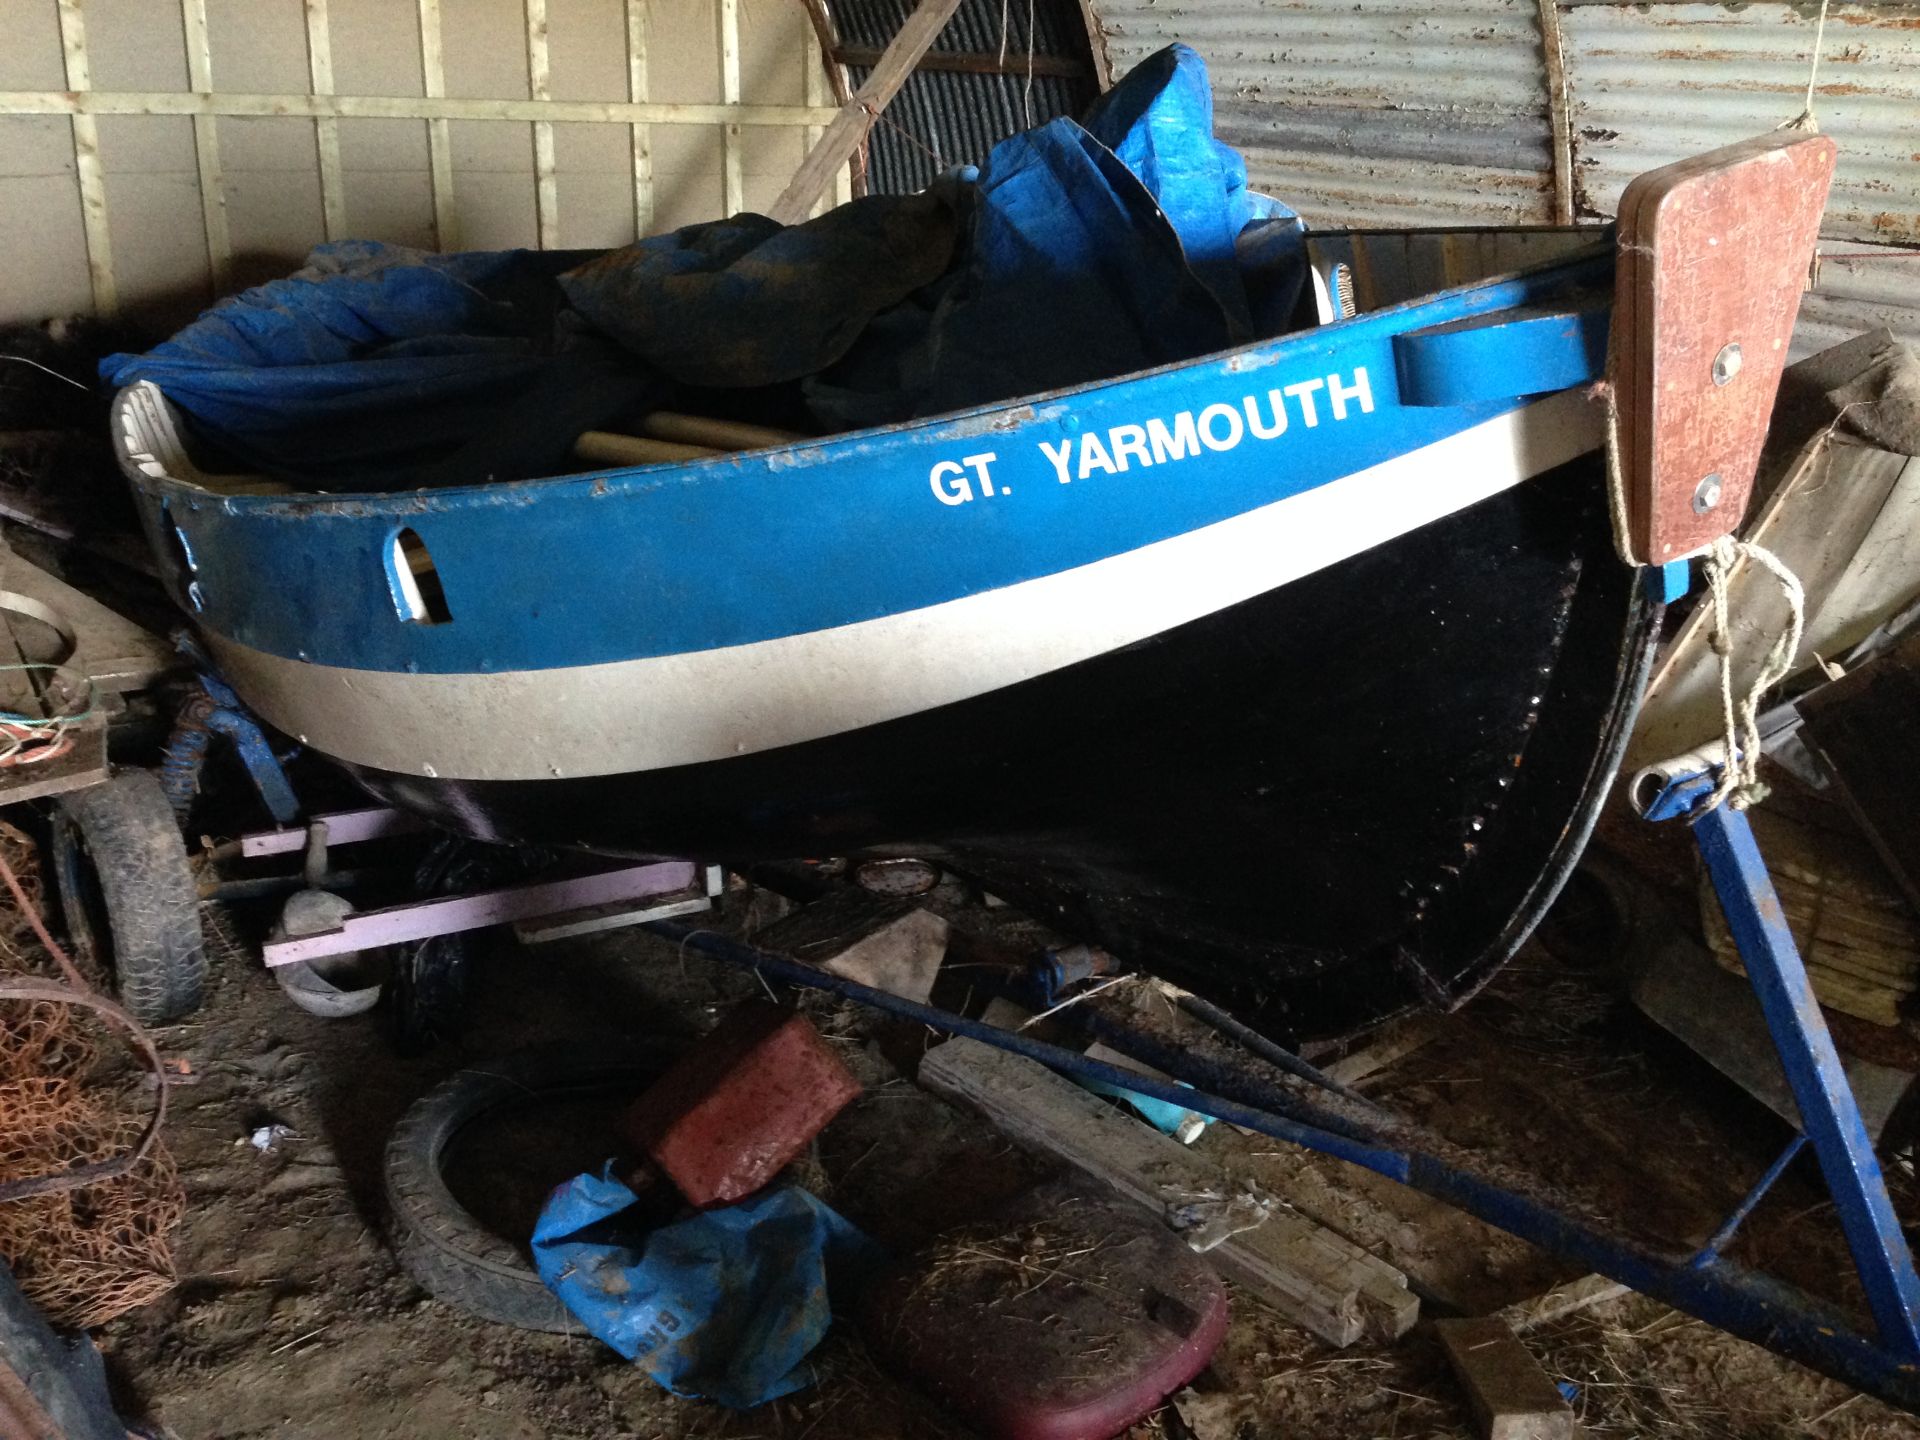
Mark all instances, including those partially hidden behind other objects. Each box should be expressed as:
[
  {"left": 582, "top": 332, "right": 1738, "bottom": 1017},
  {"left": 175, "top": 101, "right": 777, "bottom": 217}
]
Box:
[
  {"left": 388, "top": 932, "right": 471, "bottom": 1057},
  {"left": 52, "top": 771, "right": 206, "bottom": 1024},
  {"left": 384, "top": 1039, "right": 685, "bottom": 1331}
]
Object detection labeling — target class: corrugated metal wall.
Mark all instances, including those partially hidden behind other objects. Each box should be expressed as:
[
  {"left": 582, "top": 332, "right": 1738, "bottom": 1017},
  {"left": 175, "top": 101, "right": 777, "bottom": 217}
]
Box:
[
  {"left": 832, "top": 0, "right": 1094, "bottom": 194},
  {"left": 1561, "top": 2, "right": 1920, "bottom": 245},
  {"left": 1088, "top": 0, "right": 1556, "bottom": 228},
  {"left": 1081, "top": 0, "right": 1920, "bottom": 354}
]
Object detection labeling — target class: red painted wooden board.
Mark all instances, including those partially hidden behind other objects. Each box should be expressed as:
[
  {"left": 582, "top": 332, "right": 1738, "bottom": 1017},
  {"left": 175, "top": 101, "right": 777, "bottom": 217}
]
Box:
[{"left": 1612, "top": 132, "right": 1836, "bottom": 563}]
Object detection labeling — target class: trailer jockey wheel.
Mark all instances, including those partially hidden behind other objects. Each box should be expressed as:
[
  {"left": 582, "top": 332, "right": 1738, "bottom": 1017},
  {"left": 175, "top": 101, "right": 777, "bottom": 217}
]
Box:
[
  {"left": 386, "top": 836, "right": 557, "bottom": 1056},
  {"left": 388, "top": 932, "right": 471, "bottom": 1057},
  {"left": 52, "top": 770, "right": 207, "bottom": 1024}
]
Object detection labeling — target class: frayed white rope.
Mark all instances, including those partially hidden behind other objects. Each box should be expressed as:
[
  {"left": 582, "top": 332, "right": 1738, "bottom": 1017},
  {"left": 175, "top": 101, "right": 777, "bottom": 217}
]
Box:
[
  {"left": 1597, "top": 381, "right": 1636, "bottom": 568},
  {"left": 1700, "top": 534, "right": 1805, "bottom": 813},
  {"left": 1597, "top": 383, "right": 1806, "bottom": 814},
  {"left": 1781, "top": 0, "right": 1830, "bottom": 133}
]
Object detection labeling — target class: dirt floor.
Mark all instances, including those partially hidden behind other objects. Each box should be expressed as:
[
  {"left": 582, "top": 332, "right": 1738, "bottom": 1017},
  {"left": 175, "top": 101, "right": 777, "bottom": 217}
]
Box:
[{"left": 70, "top": 860, "right": 1920, "bottom": 1440}]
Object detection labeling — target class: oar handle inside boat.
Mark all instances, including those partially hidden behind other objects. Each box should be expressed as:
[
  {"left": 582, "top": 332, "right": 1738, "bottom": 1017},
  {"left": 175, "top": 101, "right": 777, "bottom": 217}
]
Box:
[{"left": 574, "top": 431, "right": 720, "bottom": 467}]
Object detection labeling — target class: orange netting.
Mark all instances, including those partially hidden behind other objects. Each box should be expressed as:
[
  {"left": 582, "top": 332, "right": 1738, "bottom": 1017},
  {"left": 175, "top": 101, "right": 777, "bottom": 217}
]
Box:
[{"left": 0, "top": 821, "right": 181, "bottom": 1328}]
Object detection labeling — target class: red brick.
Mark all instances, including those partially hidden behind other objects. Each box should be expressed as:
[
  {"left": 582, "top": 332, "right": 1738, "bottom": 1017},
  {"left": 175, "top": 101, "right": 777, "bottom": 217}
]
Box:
[{"left": 623, "top": 1003, "right": 860, "bottom": 1208}]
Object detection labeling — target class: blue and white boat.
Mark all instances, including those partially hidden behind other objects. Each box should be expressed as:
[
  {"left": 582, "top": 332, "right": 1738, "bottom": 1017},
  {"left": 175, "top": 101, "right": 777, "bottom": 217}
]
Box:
[{"left": 104, "top": 51, "right": 1829, "bottom": 1039}]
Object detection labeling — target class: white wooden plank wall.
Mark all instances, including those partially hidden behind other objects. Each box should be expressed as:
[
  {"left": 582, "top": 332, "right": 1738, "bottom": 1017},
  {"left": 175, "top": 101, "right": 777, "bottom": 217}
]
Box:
[{"left": 0, "top": 0, "right": 845, "bottom": 325}]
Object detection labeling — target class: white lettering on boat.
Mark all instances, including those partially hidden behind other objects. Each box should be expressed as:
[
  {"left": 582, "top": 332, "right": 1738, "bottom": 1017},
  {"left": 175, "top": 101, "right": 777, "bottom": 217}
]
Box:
[
  {"left": 929, "top": 459, "right": 972, "bottom": 506},
  {"left": 928, "top": 367, "right": 1376, "bottom": 506},
  {"left": 930, "top": 452, "right": 1001, "bottom": 505},
  {"left": 1146, "top": 413, "right": 1200, "bottom": 465},
  {"left": 964, "top": 452, "right": 1000, "bottom": 496}
]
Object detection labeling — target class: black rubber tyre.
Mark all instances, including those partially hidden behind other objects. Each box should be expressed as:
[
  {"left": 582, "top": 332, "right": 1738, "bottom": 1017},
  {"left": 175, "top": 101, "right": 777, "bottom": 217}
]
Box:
[
  {"left": 383, "top": 1038, "right": 686, "bottom": 1331},
  {"left": 388, "top": 932, "right": 472, "bottom": 1057},
  {"left": 52, "top": 770, "right": 207, "bottom": 1024},
  {"left": 386, "top": 836, "right": 557, "bottom": 1055}
]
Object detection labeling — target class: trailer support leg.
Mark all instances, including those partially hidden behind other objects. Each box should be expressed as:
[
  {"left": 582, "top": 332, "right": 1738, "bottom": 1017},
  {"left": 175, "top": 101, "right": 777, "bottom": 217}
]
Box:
[{"left": 1649, "top": 771, "right": 1920, "bottom": 1358}]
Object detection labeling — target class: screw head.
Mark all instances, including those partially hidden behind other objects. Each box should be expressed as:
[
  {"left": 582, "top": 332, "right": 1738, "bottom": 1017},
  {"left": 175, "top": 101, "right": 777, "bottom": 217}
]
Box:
[
  {"left": 1693, "top": 472, "right": 1723, "bottom": 513},
  {"left": 1712, "top": 342, "right": 1743, "bottom": 386}
]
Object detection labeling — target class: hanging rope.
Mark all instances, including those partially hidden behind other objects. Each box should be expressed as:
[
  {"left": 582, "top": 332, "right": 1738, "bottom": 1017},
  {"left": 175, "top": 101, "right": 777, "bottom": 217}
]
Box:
[
  {"left": 1022, "top": 0, "right": 1037, "bottom": 131},
  {"left": 1699, "top": 535, "right": 1806, "bottom": 813},
  {"left": 1596, "top": 383, "right": 1808, "bottom": 814},
  {"left": 1781, "top": 0, "right": 1830, "bottom": 133},
  {"left": 1597, "top": 381, "right": 1636, "bottom": 569}
]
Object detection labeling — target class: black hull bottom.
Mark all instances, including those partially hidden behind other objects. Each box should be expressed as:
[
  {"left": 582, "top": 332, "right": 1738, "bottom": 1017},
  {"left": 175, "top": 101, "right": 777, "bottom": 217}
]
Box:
[{"left": 348, "top": 458, "right": 1656, "bottom": 1040}]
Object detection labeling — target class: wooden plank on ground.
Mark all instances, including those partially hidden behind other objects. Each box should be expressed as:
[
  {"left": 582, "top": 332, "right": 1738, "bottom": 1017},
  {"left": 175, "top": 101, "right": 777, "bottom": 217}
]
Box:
[
  {"left": 766, "top": 0, "right": 961, "bottom": 225},
  {"left": 1433, "top": 1316, "right": 1575, "bottom": 1440},
  {"left": 1496, "top": 1273, "right": 1631, "bottom": 1334},
  {"left": 1317, "top": 1015, "right": 1444, "bottom": 1089},
  {"left": 919, "top": 1036, "right": 1417, "bottom": 1346}
]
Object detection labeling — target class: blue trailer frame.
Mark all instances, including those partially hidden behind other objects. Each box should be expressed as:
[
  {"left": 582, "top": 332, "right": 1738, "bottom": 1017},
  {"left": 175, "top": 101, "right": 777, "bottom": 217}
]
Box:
[{"left": 652, "top": 739, "right": 1920, "bottom": 1412}]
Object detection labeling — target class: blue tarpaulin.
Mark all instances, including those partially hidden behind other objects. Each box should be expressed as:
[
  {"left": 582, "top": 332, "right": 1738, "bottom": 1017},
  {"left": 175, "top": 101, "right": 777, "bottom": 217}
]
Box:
[
  {"left": 532, "top": 1170, "right": 882, "bottom": 1410},
  {"left": 101, "top": 44, "right": 1307, "bottom": 490}
]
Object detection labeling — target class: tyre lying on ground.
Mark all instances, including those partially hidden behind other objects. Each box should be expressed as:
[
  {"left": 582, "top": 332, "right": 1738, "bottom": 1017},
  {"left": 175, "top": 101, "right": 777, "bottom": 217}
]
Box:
[{"left": 383, "top": 1038, "right": 687, "bottom": 1332}]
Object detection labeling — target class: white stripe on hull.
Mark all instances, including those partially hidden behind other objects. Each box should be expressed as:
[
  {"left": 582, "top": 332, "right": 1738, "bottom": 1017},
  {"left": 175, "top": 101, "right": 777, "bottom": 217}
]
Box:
[{"left": 209, "top": 391, "right": 1603, "bottom": 781}]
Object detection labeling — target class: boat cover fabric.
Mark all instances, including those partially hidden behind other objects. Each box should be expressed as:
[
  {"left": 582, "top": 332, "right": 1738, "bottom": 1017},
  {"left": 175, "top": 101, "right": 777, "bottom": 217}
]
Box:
[
  {"left": 101, "top": 44, "right": 1307, "bottom": 490},
  {"left": 532, "top": 1168, "right": 881, "bottom": 1409}
]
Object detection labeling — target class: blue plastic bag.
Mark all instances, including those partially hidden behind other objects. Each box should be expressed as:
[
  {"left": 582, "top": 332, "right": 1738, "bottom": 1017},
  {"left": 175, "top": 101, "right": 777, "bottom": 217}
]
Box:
[{"left": 532, "top": 1170, "right": 883, "bottom": 1410}]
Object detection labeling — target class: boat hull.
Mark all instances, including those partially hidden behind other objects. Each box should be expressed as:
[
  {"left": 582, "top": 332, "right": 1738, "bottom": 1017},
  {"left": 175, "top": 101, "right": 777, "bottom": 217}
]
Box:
[
  {"left": 338, "top": 457, "right": 1653, "bottom": 1039},
  {"left": 114, "top": 244, "right": 1647, "bottom": 1038}
]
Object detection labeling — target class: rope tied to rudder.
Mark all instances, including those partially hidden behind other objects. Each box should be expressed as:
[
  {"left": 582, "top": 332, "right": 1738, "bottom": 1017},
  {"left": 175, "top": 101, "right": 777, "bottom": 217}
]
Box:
[
  {"left": 1592, "top": 0, "right": 1827, "bottom": 814},
  {"left": 1700, "top": 533, "right": 1805, "bottom": 813},
  {"left": 1780, "top": 0, "right": 1831, "bottom": 134},
  {"left": 1595, "top": 382, "right": 1808, "bottom": 815}
]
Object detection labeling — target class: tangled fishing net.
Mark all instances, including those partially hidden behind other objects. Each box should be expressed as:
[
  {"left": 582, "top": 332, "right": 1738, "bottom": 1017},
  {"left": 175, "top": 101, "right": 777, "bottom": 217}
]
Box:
[{"left": 0, "top": 822, "right": 181, "bottom": 1327}]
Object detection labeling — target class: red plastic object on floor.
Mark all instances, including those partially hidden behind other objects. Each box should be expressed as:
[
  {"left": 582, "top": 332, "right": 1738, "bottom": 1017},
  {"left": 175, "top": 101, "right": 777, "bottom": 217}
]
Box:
[
  {"left": 862, "top": 1180, "right": 1229, "bottom": 1440},
  {"left": 621, "top": 1002, "right": 860, "bottom": 1208}
]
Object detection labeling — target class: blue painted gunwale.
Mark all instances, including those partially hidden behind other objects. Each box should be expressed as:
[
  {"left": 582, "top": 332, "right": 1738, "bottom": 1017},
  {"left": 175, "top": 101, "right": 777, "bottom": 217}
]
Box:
[{"left": 129, "top": 248, "right": 1612, "bottom": 676}]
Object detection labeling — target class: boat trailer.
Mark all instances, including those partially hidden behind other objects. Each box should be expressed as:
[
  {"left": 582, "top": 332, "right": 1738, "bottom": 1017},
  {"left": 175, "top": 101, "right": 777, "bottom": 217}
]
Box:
[
  {"left": 183, "top": 529, "right": 1920, "bottom": 1415},
  {"left": 646, "top": 747, "right": 1920, "bottom": 1413}
]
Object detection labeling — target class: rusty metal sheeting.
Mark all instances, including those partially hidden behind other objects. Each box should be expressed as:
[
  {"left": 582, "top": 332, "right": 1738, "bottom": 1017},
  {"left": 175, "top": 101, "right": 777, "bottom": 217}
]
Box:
[
  {"left": 1084, "top": 0, "right": 1556, "bottom": 227},
  {"left": 1561, "top": 2, "right": 1920, "bottom": 247},
  {"left": 831, "top": 0, "right": 1095, "bottom": 194},
  {"left": 1799, "top": 246, "right": 1920, "bottom": 362}
]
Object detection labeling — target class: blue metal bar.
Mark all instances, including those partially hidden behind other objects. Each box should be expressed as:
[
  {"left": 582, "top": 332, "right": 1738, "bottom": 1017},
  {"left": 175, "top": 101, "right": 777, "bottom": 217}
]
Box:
[
  {"left": 204, "top": 701, "right": 300, "bottom": 826},
  {"left": 1689, "top": 1133, "right": 1808, "bottom": 1270},
  {"left": 648, "top": 920, "right": 1920, "bottom": 1411},
  {"left": 1645, "top": 559, "right": 1690, "bottom": 606},
  {"left": 1690, "top": 799, "right": 1920, "bottom": 1358}
]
